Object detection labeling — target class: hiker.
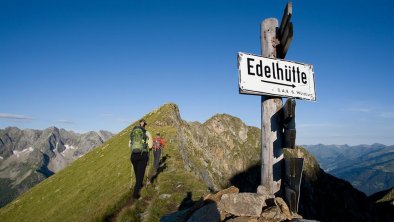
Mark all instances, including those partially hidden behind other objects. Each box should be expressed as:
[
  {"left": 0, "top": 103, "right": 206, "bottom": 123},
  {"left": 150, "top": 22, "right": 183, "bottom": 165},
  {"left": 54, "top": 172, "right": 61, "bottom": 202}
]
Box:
[
  {"left": 152, "top": 132, "right": 166, "bottom": 176},
  {"left": 129, "top": 119, "right": 152, "bottom": 199}
]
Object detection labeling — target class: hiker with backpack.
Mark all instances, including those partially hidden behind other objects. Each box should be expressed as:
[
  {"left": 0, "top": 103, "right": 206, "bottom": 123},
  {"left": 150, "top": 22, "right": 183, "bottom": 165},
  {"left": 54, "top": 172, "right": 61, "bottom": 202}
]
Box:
[
  {"left": 129, "top": 119, "right": 152, "bottom": 199},
  {"left": 152, "top": 132, "right": 166, "bottom": 177}
]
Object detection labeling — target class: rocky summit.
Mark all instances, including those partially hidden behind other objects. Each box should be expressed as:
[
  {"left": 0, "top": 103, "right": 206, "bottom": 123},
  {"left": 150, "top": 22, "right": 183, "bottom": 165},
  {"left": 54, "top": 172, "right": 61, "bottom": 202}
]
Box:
[
  {"left": 161, "top": 186, "right": 302, "bottom": 222},
  {"left": 0, "top": 127, "right": 113, "bottom": 207}
]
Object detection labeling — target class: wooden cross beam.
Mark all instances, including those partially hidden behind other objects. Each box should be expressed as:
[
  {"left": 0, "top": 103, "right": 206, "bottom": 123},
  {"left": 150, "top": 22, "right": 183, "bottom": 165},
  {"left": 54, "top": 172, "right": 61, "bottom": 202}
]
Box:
[{"left": 278, "top": 2, "right": 293, "bottom": 59}]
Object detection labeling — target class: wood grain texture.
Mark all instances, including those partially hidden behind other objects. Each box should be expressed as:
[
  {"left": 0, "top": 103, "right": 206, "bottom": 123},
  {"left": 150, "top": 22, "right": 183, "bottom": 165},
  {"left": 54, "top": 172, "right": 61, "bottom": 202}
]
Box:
[{"left": 260, "top": 18, "right": 283, "bottom": 195}]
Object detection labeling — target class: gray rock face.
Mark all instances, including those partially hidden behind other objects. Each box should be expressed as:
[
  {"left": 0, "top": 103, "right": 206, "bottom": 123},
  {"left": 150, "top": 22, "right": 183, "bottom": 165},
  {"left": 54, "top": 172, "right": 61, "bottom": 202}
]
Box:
[
  {"left": 220, "top": 193, "right": 266, "bottom": 217},
  {"left": 0, "top": 126, "right": 113, "bottom": 208}
]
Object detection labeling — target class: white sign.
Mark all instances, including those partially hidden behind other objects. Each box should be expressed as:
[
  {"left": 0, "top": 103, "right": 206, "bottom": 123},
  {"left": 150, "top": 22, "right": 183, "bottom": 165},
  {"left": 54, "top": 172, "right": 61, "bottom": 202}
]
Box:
[{"left": 238, "top": 52, "right": 316, "bottom": 101}]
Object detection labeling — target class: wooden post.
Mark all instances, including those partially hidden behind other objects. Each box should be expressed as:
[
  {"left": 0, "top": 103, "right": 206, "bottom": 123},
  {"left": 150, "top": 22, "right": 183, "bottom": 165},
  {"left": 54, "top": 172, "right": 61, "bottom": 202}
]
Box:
[
  {"left": 283, "top": 98, "right": 296, "bottom": 149},
  {"left": 259, "top": 18, "right": 284, "bottom": 195}
]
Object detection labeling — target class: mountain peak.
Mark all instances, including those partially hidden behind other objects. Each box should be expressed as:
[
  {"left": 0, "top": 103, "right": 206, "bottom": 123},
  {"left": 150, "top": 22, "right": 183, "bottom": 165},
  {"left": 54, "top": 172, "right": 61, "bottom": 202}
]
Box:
[
  {"left": 153, "top": 102, "right": 179, "bottom": 115},
  {"left": 143, "top": 103, "right": 182, "bottom": 128},
  {"left": 203, "top": 113, "right": 250, "bottom": 142},
  {"left": 206, "top": 113, "right": 242, "bottom": 122}
]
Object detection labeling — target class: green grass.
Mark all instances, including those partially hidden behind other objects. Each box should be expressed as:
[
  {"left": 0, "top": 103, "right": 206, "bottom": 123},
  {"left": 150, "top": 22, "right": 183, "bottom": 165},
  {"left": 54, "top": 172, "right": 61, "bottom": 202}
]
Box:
[
  {"left": 0, "top": 103, "right": 209, "bottom": 222},
  {"left": 0, "top": 126, "right": 131, "bottom": 222},
  {"left": 115, "top": 143, "right": 208, "bottom": 222}
]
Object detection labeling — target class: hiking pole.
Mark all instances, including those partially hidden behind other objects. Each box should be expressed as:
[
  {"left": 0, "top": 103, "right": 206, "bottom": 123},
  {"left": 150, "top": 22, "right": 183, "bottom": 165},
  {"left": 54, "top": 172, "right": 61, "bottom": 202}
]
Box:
[
  {"left": 130, "top": 163, "right": 134, "bottom": 189},
  {"left": 145, "top": 150, "right": 152, "bottom": 186}
]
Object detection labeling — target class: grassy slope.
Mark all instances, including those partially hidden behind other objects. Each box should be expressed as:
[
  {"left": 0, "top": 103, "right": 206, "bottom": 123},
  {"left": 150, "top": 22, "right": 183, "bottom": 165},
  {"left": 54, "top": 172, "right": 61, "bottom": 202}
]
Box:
[
  {"left": 115, "top": 137, "right": 208, "bottom": 222},
  {"left": 0, "top": 104, "right": 209, "bottom": 222}
]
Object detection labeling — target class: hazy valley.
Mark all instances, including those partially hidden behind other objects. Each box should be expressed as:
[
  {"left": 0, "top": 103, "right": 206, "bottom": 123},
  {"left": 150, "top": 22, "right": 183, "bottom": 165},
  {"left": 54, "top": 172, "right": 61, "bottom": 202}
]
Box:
[{"left": 304, "top": 144, "right": 394, "bottom": 195}]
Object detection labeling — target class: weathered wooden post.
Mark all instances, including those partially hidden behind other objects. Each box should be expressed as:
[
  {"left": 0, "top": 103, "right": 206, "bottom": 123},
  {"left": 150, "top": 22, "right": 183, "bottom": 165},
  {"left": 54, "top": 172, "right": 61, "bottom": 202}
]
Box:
[
  {"left": 260, "top": 18, "right": 284, "bottom": 195},
  {"left": 237, "top": 3, "right": 316, "bottom": 211},
  {"left": 283, "top": 98, "right": 296, "bottom": 149}
]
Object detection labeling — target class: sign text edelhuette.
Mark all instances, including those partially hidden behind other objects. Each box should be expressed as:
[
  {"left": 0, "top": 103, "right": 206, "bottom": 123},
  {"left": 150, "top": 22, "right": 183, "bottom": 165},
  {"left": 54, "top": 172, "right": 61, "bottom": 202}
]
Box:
[{"left": 238, "top": 52, "right": 316, "bottom": 101}]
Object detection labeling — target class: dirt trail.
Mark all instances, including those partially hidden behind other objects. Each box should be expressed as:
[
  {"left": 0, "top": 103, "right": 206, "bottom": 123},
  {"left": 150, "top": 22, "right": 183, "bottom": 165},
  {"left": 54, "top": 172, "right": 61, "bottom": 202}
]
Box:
[{"left": 104, "top": 195, "right": 134, "bottom": 222}]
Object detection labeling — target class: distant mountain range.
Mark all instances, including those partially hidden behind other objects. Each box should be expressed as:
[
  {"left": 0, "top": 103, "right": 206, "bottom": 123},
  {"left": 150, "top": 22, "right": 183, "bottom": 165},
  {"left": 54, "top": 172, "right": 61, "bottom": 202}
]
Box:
[
  {"left": 0, "top": 126, "right": 113, "bottom": 207},
  {"left": 303, "top": 144, "right": 394, "bottom": 195}
]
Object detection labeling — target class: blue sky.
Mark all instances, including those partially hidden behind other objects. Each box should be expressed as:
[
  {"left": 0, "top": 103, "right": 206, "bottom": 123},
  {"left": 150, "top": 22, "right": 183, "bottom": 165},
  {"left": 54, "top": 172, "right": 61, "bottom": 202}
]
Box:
[{"left": 1, "top": 0, "right": 394, "bottom": 145}]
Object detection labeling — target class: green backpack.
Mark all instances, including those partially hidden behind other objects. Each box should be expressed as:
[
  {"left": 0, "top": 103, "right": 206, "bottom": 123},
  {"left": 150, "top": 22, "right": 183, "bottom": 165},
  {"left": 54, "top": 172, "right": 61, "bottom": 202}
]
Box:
[{"left": 130, "top": 126, "right": 148, "bottom": 153}]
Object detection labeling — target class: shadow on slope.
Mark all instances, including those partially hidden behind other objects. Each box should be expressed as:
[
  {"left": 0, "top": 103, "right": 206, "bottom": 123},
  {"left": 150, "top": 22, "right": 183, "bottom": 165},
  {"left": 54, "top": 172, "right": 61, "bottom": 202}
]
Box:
[
  {"left": 229, "top": 163, "right": 260, "bottom": 193},
  {"left": 226, "top": 147, "right": 394, "bottom": 222}
]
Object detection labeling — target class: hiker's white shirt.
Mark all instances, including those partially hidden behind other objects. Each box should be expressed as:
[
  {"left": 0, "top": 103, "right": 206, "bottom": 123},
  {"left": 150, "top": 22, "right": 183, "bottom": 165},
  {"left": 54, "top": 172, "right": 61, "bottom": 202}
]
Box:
[{"left": 146, "top": 131, "right": 153, "bottom": 149}]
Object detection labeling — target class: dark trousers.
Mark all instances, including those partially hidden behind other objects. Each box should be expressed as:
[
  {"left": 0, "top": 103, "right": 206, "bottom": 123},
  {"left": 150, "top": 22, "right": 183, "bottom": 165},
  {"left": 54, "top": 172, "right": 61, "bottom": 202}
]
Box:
[
  {"left": 153, "top": 149, "right": 161, "bottom": 175},
  {"left": 130, "top": 152, "right": 149, "bottom": 198}
]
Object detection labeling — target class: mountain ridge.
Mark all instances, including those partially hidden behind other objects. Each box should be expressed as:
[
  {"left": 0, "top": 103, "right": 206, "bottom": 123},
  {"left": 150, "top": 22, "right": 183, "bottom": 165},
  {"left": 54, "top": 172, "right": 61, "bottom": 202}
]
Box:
[
  {"left": 0, "top": 103, "right": 392, "bottom": 222},
  {"left": 0, "top": 126, "right": 113, "bottom": 208}
]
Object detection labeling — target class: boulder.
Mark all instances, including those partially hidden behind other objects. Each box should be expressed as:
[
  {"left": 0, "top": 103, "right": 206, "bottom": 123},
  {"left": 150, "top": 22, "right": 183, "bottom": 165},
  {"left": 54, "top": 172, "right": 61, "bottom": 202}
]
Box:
[
  {"left": 226, "top": 217, "right": 258, "bottom": 222},
  {"left": 205, "top": 186, "right": 239, "bottom": 203},
  {"left": 274, "top": 197, "right": 292, "bottom": 220},
  {"left": 260, "top": 206, "right": 287, "bottom": 222},
  {"left": 257, "top": 185, "right": 274, "bottom": 199},
  {"left": 220, "top": 193, "right": 266, "bottom": 217},
  {"left": 160, "top": 209, "right": 190, "bottom": 222},
  {"left": 259, "top": 197, "right": 302, "bottom": 222},
  {"left": 187, "top": 203, "right": 220, "bottom": 222}
]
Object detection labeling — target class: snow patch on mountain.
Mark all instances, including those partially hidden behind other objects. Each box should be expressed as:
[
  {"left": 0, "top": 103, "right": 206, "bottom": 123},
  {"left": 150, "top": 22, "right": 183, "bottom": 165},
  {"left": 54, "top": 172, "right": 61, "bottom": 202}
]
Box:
[{"left": 12, "top": 147, "right": 34, "bottom": 158}]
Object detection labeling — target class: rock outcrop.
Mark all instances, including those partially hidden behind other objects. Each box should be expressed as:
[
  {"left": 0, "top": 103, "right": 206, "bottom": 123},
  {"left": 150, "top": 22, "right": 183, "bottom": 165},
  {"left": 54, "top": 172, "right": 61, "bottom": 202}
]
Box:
[
  {"left": 161, "top": 186, "right": 301, "bottom": 222},
  {"left": 178, "top": 114, "right": 260, "bottom": 191},
  {"left": 146, "top": 103, "right": 261, "bottom": 192}
]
